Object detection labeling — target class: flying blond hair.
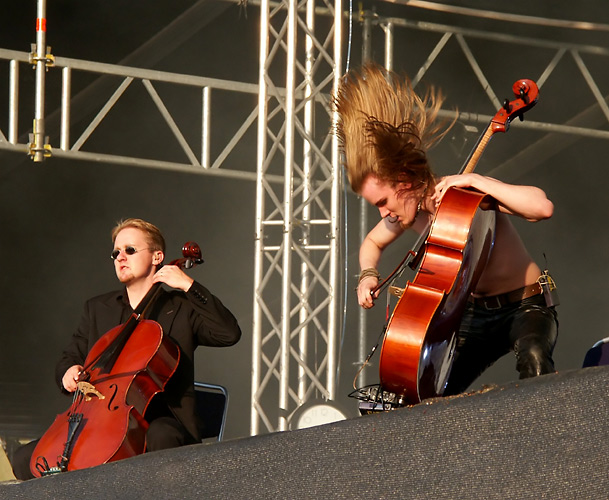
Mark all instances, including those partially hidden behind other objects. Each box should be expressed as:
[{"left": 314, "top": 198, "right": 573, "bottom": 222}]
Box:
[{"left": 333, "top": 63, "right": 453, "bottom": 194}]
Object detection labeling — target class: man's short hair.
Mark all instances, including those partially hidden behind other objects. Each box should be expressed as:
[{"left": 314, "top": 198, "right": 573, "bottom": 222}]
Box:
[{"left": 111, "top": 218, "right": 166, "bottom": 254}]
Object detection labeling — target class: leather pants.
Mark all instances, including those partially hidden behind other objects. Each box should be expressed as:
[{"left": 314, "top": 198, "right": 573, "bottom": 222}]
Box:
[{"left": 444, "top": 293, "right": 558, "bottom": 396}]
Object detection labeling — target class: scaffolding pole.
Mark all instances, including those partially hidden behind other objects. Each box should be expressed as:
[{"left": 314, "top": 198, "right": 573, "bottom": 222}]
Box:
[{"left": 251, "top": 0, "right": 343, "bottom": 434}]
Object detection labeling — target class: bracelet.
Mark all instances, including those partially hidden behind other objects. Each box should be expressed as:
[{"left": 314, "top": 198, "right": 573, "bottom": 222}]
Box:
[{"left": 358, "top": 267, "right": 380, "bottom": 284}]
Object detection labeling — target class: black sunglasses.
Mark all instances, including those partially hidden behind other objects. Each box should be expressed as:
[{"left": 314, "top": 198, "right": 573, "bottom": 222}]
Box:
[{"left": 110, "top": 246, "right": 151, "bottom": 260}]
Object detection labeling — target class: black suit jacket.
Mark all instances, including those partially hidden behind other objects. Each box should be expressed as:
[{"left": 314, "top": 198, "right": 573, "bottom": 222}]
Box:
[{"left": 55, "top": 281, "right": 242, "bottom": 441}]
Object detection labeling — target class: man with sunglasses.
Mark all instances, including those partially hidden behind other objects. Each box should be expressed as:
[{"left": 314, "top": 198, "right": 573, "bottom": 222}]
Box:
[{"left": 12, "top": 218, "right": 242, "bottom": 480}]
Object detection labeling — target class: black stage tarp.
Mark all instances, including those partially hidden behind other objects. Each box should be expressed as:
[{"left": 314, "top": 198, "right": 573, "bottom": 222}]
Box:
[{"left": 2, "top": 366, "right": 608, "bottom": 499}]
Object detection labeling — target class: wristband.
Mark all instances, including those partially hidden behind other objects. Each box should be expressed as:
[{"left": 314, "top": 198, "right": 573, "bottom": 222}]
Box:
[{"left": 358, "top": 267, "right": 380, "bottom": 284}]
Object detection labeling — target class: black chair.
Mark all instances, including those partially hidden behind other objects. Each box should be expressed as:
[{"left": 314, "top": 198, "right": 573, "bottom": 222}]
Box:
[
  {"left": 582, "top": 337, "right": 609, "bottom": 368},
  {"left": 194, "top": 382, "right": 229, "bottom": 441}
]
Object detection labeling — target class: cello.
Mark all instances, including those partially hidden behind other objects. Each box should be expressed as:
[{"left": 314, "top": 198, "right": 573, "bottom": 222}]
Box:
[
  {"left": 30, "top": 242, "right": 204, "bottom": 477},
  {"left": 377, "top": 79, "right": 539, "bottom": 405}
]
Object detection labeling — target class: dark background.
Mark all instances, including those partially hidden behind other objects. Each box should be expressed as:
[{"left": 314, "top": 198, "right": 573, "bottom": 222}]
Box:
[{"left": 1, "top": 1, "right": 608, "bottom": 442}]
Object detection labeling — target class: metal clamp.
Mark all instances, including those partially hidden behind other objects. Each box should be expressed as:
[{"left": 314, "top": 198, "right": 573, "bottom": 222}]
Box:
[{"left": 29, "top": 43, "right": 55, "bottom": 69}]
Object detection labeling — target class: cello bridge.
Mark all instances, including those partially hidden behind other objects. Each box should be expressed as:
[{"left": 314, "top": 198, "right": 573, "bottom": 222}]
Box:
[
  {"left": 389, "top": 285, "right": 404, "bottom": 298},
  {"left": 76, "top": 381, "right": 106, "bottom": 401}
]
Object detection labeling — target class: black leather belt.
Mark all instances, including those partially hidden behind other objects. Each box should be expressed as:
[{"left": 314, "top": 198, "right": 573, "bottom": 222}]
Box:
[{"left": 469, "top": 282, "right": 543, "bottom": 310}]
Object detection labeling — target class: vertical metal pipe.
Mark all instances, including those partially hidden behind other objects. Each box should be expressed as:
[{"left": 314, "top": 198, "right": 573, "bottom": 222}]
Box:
[
  {"left": 278, "top": 0, "right": 298, "bottom": 431},
  {"left": 60, "top": 66, "right": 71, "bottom": 151},
  {"left": 328, "top": 0, "right": 343, "bottom": 402},
  {"left": 32, "top": 0, "right": 48, "bottom": 161},
  {"left": 202, "top": 86, "right": 211, "bottom": 168},
  {"left": 356, "top": 200, "right": 369, "bottom": 391},
  {"left": 9, "top": 60, "right": 19, "bottom": 144},
  {"left": 384, "top": 21, "right": 394, "bottom": 71},
  {"left": 251, "top": 0, "right": 271, "bottom": 437},
  {"left": 356, "top": 9, "right": 374, "bottom": 389},
  {"left": 298, "top": 0, "right": 315, "bottom": 403},
  {"left": 361, "top": 10, "right": 372, "bottom": 64}
]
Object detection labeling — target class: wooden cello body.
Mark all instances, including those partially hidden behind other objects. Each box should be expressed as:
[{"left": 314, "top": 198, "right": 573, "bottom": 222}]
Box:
[
  {"left": 30, "top": 242, "right": 203, "bottom": 477},
  {"left": 379, "top": 188, "right": 495, "bottom": 400},
  {"left": 31, "top": 321, "right": 179, "bottom": 476},
  {"left": 377, "top": 79, "right": 539, "bottom": 404}
]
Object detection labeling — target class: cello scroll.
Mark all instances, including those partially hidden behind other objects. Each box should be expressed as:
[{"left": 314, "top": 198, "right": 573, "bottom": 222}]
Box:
[{"left": 464, "top": 79, "right": 538, "bottom": 174}]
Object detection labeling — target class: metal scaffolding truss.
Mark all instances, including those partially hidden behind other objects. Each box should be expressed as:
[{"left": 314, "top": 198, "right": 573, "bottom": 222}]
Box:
[
  {"left": 370, "top": 12, "right": 609, "bottom": 142},
  {"left": 0, "top": 46, "right": 265, "bottom": 180},
  {"left": 1, "top": 2, "right": 609, "bottom": 438},
  {"left": 251, "top": 0, "right": 343, "bottom": 434}
]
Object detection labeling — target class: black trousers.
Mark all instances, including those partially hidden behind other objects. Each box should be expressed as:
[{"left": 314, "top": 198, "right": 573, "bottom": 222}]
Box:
[
  {"left": 444, "top": 294, "right": 559, "bottom": 396},
  {"left": 11, "top": 415, "right": 196, "bottom": 481}
]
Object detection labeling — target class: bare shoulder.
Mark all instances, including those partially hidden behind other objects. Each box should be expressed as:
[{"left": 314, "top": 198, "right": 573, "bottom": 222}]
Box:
[{"left": 366, "top": 217, "right": 406, "bottom": 249}]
